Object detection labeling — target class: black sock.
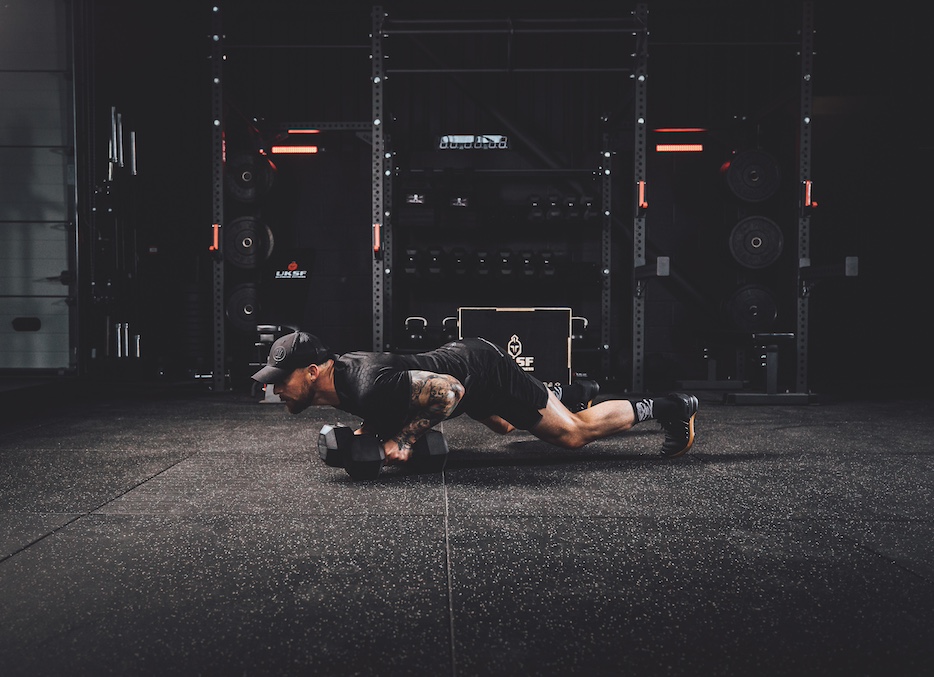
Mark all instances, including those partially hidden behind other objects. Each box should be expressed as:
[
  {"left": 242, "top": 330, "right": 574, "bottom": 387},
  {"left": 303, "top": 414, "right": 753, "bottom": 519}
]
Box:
[
  {"left": 549, "top": 382, "right": 586, "bottom": 408},
  {"left": 629, "top": 398, "right": 655, "bottom": 424},
  {"left": 630, "top": 395, "right": 679, "bottom": 423}
]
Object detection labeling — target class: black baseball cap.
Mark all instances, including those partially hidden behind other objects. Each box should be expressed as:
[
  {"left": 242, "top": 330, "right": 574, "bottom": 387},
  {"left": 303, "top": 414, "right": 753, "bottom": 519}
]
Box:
[{"left": 251, "top": 331, "right": 331, "bottom": 384}]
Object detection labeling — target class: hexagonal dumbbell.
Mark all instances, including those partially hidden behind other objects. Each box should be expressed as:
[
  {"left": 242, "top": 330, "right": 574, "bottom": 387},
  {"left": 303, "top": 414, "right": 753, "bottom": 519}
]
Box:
[{"left": 317, "top": 424, "right": 449, "bottom": 479}]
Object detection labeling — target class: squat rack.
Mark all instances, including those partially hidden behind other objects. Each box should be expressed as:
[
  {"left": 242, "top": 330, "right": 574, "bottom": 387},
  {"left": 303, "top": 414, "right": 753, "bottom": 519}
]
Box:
[{"left": 368, "top": 4, "right": 649, "bottom": 382}]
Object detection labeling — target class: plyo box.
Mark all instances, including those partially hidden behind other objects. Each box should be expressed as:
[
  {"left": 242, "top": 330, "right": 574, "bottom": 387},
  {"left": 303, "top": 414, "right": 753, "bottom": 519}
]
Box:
[{"left": 457, "top": 307, "right": 571, "bottom": 387}]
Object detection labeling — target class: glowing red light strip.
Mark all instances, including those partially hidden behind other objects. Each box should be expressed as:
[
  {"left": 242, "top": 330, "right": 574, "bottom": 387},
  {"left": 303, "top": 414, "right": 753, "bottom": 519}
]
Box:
[
  {"left": 271, "top": 145, "right": 318, "bottom": 154},
  {"left": 209, "top": 223, "right": 220, "bottom": 251},
  {"left": 638, "top": 180, "right": 648, "bottom": 209},
  {"left": 656, "top": 144, "right": 704, "bottom": 153},
  {"left": 373, "top": 223, "right": 381, "bottom": 253},
  {"left": 287, "top": 129, "right": 320, "bottom": 134}
]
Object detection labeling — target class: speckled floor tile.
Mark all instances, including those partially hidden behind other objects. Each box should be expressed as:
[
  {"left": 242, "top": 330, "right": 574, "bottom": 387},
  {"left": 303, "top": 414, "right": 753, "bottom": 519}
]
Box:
[
  {"left": 446, "top": 516, "right": 934, "bottom": 676},
  {"left": 0, "top": 514, "right": 452, "bottom": 676}
]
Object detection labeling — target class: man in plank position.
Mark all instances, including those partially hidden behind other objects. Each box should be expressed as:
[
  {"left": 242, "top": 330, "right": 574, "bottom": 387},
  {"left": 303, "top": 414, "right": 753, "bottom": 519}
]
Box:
[{"left": 252, "top": 331, "right": 698, "bottom": 463}]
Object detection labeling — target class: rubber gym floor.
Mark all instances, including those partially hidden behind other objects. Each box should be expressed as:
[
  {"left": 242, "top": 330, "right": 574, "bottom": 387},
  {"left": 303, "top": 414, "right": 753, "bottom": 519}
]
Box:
[{"left": 1, "top": 379, "right": 932, "bottom": 676}]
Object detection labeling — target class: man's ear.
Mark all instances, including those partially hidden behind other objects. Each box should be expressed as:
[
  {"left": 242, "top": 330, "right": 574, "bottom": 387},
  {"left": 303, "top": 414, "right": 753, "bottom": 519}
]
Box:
[{"left": 306, "top": 363, "right": 319, "bottom": 382}]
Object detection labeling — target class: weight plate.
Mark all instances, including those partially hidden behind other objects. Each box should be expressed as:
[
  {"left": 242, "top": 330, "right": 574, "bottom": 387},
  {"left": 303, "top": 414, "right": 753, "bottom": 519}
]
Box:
[
  {"left": 224, "top": 216, "right": 274, "bottom": 270},
  {"left": 226, "top": 283, "right": 260, "bottom": 333},
  {"left": 729, "top": 215, "right": 783, "bottom": 269},
  {"left": 224, "top": 152, "right": 276, "bottom": 203},
  {"left": 726, "top": 284, "right": 778, "bottom": 332},
  {"left": 724, "top": 150, "right": 781, "bottom": 203}
]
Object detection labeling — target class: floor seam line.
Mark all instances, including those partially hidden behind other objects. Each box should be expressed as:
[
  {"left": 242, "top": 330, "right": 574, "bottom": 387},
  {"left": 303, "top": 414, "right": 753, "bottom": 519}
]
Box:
[
  {"left": 0, "top": 452, "right": 196, "bottom": 566},
  {"left": 839, "top": 533, "right": 934, "bottom": 585},
  {"left": 442, "top": 471, "right": 457, "bottom": 677}
]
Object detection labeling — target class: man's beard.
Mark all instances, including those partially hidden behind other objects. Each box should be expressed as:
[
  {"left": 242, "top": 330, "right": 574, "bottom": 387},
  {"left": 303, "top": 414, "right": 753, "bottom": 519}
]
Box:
[{"left": 285, "top": 397, "right": 310, "bottom": 415}]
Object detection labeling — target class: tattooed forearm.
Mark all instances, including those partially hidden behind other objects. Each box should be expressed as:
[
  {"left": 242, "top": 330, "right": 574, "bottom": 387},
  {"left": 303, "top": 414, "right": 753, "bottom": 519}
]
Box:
[{"left": 390, "top": 371, "right": 464, "bottom": 451}]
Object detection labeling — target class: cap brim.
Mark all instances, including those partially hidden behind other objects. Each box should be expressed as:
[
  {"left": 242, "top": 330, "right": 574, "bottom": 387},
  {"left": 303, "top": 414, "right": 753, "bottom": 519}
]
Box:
[{"left": 251, "top": 364, "right": 291, "bottom": 384}]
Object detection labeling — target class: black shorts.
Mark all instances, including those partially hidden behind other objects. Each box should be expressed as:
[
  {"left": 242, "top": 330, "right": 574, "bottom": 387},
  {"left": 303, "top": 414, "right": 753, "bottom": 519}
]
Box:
[{"left": 455, "top": 338, "right": 550, "bottom": 430}]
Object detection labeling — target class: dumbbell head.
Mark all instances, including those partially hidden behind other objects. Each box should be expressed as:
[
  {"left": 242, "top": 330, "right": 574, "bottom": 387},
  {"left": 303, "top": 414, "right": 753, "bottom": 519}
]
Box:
[
  {"left": 410, "top": 429, "right": 449, "bottom": 473},
  {"left": 318, "top": 424, "right": 351, "bottom": 468},
  {"left": 345, "top": 435, "right": 386, "bottom": 480},
  {"left": 317, "top": 424, "right": 386, "bottom": 480}
]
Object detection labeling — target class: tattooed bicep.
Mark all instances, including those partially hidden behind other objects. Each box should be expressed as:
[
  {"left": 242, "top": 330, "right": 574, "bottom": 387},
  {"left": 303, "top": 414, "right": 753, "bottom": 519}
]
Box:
[{"left": 408, "top": 371, "right": 464, "bottom": 412}]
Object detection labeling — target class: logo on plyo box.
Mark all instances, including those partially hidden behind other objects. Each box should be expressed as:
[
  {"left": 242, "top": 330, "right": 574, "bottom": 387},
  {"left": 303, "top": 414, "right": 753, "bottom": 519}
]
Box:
[{"left": 507, "top": 334, "right": 535, "bottom": 371}]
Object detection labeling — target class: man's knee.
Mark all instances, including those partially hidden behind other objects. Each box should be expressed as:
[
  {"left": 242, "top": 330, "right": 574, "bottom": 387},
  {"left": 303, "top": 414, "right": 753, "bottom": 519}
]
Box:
[
  {"left": 553, "top": 430, "right": 588, "bottom": 449},
  {"left": 535, "top": 421, "right": 589, "bottom": 449},
  {"left": 529, "top": 391, "right": 594, "bottom": 448}
]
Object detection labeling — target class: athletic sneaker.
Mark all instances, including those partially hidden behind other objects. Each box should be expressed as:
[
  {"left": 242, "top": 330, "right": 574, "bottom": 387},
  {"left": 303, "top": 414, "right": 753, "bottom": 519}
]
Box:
[
  {"left": 552, "top": 379, "right": 601, "bottom": 412},
  {"left": 577, "top": 379, "right": 600, "bottom": 411},
  {"left": 572, "top": 379, "right": 601, "bottom": 412},
  {"left": 658, "top": 393, "right": 698, "bottom": 457}
]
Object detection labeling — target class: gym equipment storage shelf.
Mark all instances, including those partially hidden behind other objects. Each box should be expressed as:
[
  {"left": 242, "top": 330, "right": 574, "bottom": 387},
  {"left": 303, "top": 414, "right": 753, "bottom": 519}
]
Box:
[{"left": 370, "top": 5, "right": 647, "bottom": 380}]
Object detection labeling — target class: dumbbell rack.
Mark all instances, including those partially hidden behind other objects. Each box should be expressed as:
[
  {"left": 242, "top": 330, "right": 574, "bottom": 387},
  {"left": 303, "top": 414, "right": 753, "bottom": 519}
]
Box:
[{"left": 369, "top": 4, "right": 650, "bottom": 384}]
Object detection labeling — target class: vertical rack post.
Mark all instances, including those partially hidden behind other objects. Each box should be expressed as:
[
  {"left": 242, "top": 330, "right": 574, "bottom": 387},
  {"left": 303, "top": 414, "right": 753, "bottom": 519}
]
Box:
[
  {"left": 371, "top": 6, "right": 386, "bottom": 351},
  {"left": 795, "top": 0, "right": 814, "bottom": 394},
  {"left": 210, "top": 5, "right": 226, "bottom": 392},
  {"left": 382, "top": 149, "right": 393, "bottom": 351},
  {"left": 601, "top": 134, "right": 612, "bottom": 377},
  {"left": 631, "top": 2, "right": 649, "bottom": 393}
]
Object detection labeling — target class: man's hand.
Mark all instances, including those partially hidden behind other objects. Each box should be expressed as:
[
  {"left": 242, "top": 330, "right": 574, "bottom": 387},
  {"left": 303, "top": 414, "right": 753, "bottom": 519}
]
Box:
[{"left": 382, "top": 438, "right": 412, "bottom": 464}]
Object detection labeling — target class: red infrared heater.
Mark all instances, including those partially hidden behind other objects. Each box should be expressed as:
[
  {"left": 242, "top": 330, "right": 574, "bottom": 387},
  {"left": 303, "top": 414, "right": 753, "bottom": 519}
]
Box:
[
  {"left": 271, "top": 128, "right": 320, "bottom": 154},
  {"left": 270, "top": 145, "right": 318, "bottom": 154},
  {"left": 654, "top": 127, "right": 707, "bottom": 153}
]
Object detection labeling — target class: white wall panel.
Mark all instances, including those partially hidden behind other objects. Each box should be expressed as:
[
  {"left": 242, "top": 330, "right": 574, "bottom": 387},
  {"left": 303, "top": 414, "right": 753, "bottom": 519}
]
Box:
[
  {"left": 0, "top": 72, "right": 68, "bottom": 146},
  {"left": 0, "top": 222, "right": 69, "bottom": 296},
  {"left": 0, "top": 0, "right": 73, "bottom": 372},
  {"left": 0, "top": 297, "right": 70, "bottom": 369},
  {"left": 0, "top": 0, "right": 67, "bottom": 71}
]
